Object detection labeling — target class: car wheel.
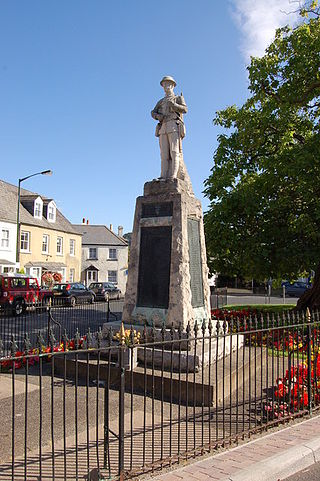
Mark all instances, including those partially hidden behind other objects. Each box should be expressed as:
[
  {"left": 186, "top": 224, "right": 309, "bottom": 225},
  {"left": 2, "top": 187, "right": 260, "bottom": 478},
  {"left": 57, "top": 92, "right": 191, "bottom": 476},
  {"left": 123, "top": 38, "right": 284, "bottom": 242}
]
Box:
[
  {"left": 89, "top": 294, "right": 95, "bottom": 304},
  {"left": 13, "top": 299, "right": 24, "bottom": 316},
  {"left": 70, "top": 296, "right": 76, "bottom": 308}
]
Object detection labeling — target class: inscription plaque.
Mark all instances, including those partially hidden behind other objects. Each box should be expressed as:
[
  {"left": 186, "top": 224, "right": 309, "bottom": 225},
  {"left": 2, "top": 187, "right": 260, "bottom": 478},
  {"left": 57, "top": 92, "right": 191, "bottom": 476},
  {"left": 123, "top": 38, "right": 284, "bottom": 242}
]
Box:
[
  {"left": 137, "top": 226, "right": 172, "bottom": 308},
  {"left": 188, "top": 218, "right": 204, "bottom": 307},
  {"left": 141, "top": 202, "right": 173, "bottom": 218}
]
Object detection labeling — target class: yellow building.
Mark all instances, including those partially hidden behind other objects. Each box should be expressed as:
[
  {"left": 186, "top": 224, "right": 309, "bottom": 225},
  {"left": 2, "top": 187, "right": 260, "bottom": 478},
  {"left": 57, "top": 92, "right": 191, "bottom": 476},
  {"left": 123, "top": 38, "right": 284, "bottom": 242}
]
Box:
[
  {"left": 19, "top": 194, "right": 82, "bottom": 283},
  {"left": 0, "top": 180, "right": 82, "bottom": 284}
]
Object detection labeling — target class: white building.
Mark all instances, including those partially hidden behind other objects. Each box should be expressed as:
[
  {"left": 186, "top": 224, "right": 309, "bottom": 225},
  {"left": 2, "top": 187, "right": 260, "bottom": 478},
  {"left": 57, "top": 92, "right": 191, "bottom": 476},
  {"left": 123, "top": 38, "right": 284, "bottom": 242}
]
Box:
[
  {"left": 0, "top": 220, "right": 17, "bottom": 274},
  {"left": 74, "top": 223, "right": 129, "bottom": 295}
]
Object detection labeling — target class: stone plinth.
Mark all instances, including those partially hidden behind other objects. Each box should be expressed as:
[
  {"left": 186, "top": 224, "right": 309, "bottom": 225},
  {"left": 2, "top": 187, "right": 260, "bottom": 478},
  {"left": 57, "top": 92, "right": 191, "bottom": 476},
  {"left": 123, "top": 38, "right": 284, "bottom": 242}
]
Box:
[{"left": 122, "top": 177, "right": 210, "bottom": 329}]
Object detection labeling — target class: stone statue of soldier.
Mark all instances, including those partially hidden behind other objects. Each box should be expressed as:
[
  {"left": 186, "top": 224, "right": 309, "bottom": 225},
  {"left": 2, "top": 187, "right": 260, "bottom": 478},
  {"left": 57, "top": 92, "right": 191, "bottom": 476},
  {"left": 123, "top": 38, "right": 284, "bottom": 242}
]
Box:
[{"left": 151, "top": 76, "right": 188, "bottom": 180}]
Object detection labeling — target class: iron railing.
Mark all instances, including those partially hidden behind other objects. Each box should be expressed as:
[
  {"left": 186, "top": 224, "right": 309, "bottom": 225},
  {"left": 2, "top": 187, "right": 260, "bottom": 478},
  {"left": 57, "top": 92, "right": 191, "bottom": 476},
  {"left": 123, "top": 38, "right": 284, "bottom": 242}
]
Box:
[
  {"left": 0, "top": 309, "right": 320, "bottom": 480},
  {"left": 0, "top": 298, "right": 124, "bottom": 356}
]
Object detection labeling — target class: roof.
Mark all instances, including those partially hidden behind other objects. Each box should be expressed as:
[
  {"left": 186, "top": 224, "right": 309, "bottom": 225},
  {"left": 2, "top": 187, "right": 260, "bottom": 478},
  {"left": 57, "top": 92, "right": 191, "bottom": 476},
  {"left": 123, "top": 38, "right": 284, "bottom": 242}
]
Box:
[
  {"left": 0, "top": 259, "right": 16, "bottom": 266},
  {"left": 24, "top": 261, "right": 67, "bottom": 269},
  {"left": 73, "top": 224, "right": 128, "bottom": 246},
  {"left": 0, "top": 179, "right": 79, "bottom": 235}
]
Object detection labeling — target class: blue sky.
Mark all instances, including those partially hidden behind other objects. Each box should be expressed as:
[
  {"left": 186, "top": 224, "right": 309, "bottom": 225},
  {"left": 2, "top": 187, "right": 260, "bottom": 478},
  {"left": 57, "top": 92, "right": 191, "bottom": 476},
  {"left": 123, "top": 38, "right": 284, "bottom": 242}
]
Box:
[{"left": 0, "top": 1, "right": 298, "bottom": 233}]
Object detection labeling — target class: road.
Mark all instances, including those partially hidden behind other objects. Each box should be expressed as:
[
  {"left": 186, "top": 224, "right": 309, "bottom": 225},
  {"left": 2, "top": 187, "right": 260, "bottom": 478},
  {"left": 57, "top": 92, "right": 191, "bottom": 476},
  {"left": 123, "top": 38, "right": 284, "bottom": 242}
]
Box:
[
  {"left": 211, "top": 294, "right": 298, "bottom": 308},
  {"left": 0, "top": 299, "right": 123, "bottom": 356},
  {"left": 225, "top": 294, "right": 298, "bottom": 307},
  {"left": 283, "top": 461, "right": 320, "bottom": 480}
]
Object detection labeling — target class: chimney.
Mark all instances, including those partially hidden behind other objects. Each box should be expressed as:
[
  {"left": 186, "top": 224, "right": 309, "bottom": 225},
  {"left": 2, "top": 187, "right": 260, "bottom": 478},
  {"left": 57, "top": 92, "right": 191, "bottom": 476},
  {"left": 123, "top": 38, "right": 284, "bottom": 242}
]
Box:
[
  {"left": 86, "top": 219, "right": 89, "bottom": 225},
  {"left": 82, "top": 218, "right": 85, "bottom": 224},
  {"left": 109, "top": 224, "right": 113, "bottom": 231},
  {"left": 118, "top": 225, "right": 123, "bottom": 237}
]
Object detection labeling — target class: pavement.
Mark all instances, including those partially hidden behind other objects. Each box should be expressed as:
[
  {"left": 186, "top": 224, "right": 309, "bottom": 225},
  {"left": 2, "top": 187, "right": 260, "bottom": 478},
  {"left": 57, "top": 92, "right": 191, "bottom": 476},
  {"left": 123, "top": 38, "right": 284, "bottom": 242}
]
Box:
[{"left": 147, "top": 414, "right": 320, "bottom": 481}]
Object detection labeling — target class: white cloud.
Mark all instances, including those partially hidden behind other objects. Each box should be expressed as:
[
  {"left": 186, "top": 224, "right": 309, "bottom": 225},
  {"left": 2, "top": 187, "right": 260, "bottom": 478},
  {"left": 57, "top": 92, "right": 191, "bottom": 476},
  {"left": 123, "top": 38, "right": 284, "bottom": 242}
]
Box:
[{"left": 230, "top": 0, "right": 300, "bottom": 60}]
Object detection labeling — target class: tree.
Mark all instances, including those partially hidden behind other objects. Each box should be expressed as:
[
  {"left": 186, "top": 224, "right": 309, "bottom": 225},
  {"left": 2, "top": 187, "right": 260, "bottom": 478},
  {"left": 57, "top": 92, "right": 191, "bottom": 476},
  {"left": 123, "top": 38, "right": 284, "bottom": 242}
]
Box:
[{"left": 204, "top": 2, "right": 320, "bottom": 302}]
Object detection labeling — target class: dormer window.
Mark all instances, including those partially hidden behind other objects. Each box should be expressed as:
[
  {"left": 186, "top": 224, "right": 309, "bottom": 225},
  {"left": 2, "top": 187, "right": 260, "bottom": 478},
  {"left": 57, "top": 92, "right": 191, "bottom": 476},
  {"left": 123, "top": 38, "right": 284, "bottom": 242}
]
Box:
[
  {"left": 33, "top": 196, "right": 43, "bottom": 219},
  {"left": 47, "top": 200, "right": 56, "bottom": 223}
]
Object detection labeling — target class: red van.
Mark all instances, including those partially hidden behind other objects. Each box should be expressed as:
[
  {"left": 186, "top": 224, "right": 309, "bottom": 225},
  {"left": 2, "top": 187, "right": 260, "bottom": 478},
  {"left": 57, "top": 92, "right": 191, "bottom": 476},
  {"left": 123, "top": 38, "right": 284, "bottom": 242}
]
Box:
[{"left": 0, "top": 274, "right": 53, "bottom": 315}]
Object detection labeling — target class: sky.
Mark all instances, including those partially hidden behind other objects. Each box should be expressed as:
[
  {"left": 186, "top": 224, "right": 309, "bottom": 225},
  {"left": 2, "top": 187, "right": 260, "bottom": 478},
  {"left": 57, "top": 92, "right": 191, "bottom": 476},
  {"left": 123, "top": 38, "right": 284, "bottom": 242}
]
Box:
[{"left": 0, "top": 0, "right": 299, "bottom": 234}]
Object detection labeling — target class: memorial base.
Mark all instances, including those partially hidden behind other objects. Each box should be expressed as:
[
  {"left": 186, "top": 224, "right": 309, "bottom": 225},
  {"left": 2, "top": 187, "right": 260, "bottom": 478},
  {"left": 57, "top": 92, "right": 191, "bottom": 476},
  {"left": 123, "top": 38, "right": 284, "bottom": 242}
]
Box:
[{"left": 122, "top": 178, "right": 211, "bottom": 329}]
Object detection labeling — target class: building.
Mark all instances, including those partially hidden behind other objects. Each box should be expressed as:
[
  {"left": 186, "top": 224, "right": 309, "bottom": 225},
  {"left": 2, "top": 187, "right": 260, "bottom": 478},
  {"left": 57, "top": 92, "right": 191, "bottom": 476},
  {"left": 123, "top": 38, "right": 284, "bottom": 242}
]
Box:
[
  {"left": 74, "top": 222, "right": 128, "bottom": 295},
  {"left": 0, "top": 219, "right": 17, "bottom": 274},
  {"left": 0, "top": 179, "right": 82, "bottom": 283}
]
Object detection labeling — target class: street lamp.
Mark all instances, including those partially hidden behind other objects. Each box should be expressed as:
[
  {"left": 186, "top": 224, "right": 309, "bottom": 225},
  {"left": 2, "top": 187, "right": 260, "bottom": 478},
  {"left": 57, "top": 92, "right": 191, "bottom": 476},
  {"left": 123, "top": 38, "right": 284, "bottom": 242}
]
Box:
[{"left": 16, "top": 169, "right": 53, "bottom": 265}]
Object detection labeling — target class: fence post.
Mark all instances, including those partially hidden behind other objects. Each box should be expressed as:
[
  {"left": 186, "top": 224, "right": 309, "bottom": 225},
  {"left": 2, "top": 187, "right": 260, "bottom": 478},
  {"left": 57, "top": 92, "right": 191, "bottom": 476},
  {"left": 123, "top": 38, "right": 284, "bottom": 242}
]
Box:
[
  {"left": 107, "top": 299, "right": 110, "bottom": 322},
  {"left": 306, "top": 308, "right": 312, "bottom": 414},
  {"left": 47, "top": 299, "right": 51, "bottom": 345},
  {"left": 118, "top": 321, "right": 125, "bottom": 480}
]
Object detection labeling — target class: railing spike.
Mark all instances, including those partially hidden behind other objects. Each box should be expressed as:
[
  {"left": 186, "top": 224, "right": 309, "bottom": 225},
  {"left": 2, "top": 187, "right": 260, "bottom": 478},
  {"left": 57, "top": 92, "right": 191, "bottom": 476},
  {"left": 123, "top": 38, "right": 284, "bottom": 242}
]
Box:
[
  {"left": 10, "top": 335, "right": 18, "bottom": 357},
  {"left": 24, "top": 332, "right": 31, "bottom": 353},
  {"left": 74, "top": 329, "right": 81, "bottom": 350},
  {"left": 96, "top": 327, "right": 103, "bottom": 348}
]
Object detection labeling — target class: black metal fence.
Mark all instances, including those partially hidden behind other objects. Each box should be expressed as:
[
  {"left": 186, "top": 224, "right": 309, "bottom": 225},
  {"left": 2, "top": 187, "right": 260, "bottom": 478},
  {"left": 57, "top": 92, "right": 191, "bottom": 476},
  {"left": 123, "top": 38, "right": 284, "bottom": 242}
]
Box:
[
  {"left": 1, "top": 310, "right": 320, "bottom": 480},
  {"left": 0, "top": 298, "right": 124, "bottom": 357},
  {"left": 210, "top": 288, "right": 228, "bottom": 308}
]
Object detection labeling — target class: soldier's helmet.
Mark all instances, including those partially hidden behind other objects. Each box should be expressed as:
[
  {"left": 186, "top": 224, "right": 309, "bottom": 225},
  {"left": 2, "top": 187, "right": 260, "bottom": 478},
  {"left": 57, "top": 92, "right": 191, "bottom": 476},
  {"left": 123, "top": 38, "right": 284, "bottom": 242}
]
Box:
[{"left": 160, "top": 76, "right": 176, "bottom": 87}]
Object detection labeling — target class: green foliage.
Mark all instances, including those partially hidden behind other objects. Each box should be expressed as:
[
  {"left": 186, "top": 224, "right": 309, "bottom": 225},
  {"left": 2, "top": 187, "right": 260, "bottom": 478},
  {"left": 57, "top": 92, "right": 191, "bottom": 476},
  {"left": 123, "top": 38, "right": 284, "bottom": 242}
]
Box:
[{"left": 204, "top": 4, "right": 320, "bottom": 280}]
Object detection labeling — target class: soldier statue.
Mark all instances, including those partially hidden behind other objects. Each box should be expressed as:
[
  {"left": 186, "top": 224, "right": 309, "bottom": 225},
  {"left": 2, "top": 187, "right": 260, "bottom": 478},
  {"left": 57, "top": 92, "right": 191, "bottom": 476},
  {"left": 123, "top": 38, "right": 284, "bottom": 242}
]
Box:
[{"left": 151, "top": 76, "right": 188, "bottom": 180}]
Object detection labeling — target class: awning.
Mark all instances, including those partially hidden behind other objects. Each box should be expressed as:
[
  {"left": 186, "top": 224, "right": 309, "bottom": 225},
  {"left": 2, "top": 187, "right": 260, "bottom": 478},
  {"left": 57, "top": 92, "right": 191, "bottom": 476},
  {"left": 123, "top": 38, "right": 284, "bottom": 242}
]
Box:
[
  {"left": 85, "top": 264, "right": 99, "bottom": 271},
  {"left": 24, "top": 262, "right": 67, "bottom": 270},
  {"left": 0, "top": 259, "right": 16, "bottom": 266}
]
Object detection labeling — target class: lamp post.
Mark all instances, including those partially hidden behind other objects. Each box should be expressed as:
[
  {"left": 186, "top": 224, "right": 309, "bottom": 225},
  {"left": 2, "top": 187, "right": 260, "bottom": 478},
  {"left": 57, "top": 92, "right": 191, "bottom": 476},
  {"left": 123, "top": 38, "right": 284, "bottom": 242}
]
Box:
[{"left": 16, "top": 169, "right": 53, "bottom": 266}]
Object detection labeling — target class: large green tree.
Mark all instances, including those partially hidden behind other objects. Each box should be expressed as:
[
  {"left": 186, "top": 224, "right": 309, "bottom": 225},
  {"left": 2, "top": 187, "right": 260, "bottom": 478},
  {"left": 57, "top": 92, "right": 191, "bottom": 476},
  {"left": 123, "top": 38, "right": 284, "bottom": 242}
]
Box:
[{"left": 204, "top": 3, "right": 320, "bottom": 294}]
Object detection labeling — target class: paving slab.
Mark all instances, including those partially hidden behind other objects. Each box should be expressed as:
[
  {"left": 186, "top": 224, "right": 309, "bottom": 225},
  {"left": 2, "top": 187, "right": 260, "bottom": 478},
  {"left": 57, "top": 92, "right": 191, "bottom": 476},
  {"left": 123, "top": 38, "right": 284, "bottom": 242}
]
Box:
[{"left": 147, "top": 415, "right": 320, "bottom": 481}]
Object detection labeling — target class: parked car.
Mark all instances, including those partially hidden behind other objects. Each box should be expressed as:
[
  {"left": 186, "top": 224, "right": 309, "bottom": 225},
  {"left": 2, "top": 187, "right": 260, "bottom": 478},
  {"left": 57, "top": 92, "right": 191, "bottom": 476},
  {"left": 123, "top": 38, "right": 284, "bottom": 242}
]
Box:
[
  {"left": 52, "top": 283, "right": 95, "bottom": 306},
  {"left": 88, "top": 282, "right": 121, "bottom": 301},
  {"left": 0, "top": 274, "right": 53, "bottom": 315},
  {"left": 283, "top": 281, "right": 310, "bottom": 297}
]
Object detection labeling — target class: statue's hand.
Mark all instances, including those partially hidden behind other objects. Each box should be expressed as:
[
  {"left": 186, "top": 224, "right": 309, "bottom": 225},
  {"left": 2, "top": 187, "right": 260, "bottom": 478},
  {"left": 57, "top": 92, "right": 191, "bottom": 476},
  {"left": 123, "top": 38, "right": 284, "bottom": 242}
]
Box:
[{"left": 167, "top": 99, "right": 176, "bottom": 109}]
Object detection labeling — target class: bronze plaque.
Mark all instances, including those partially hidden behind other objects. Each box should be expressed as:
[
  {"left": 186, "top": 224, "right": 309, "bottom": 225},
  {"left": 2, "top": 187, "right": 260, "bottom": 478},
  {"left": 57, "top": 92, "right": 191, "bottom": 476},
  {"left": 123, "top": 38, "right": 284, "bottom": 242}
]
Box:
[
  {"left": 188, "top": 219, "right": 204, "bottom": 307},
  {"left": 141, "top": 202, "right": 173, "bottom": 218},
  {"left": 137, "top": 226, "right": 172, "bottom": 308}
]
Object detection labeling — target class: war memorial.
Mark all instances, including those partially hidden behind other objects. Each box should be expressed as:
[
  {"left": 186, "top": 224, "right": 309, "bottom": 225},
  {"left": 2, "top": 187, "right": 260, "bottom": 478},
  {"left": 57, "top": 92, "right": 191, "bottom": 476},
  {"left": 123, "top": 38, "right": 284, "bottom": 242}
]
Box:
[{"left": 122, "top": 75, "right": 211, "bottom": 330}]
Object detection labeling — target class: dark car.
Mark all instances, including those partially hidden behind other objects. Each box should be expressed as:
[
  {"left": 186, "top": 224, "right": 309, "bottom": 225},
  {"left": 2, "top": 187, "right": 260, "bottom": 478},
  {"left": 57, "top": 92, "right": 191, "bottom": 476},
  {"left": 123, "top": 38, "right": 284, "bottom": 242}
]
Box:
[
  {"left": 52, "top": 283, "right": 95, "bottom": 306},
  {"left": 284, "top": 281, "right": 310, "bottom": 297},
  {"left": 88, "top": 282, "right": 121, "bottom": 301}
]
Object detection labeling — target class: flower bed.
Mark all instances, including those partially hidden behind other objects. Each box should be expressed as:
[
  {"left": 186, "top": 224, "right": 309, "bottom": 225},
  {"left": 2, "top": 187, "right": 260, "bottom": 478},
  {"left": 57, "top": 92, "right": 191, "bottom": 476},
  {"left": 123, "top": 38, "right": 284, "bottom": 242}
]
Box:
[{"left": 0, "top": 337, "right": 85, "bottom": 372}]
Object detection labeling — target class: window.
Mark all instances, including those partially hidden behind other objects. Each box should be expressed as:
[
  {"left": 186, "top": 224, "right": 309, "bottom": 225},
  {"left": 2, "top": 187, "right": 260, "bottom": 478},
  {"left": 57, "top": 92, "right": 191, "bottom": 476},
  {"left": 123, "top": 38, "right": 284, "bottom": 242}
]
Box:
[
  {"left": 89, "top": 247, "right": 97, "bottom": 259},
  {"left": 29, "top": 278, "right": 38, "bottom": 289},
  {"left": 57, "top": 237, "right": 63, "bottom": 255},
  {"left": 1, "top": 229, "right": 9, "bottom": 248},
  {"left": 33, "top": 197, "right": 43, "bottom": 219},
  {"left": 3, "top": 266, "right": 14, "bottom": 274},
  {"left": 69, "top": 268, "right": 75, "bottom": 282},
  {"left": 11, "top": 278, "right": 27, "bottom": 288},
  {"left": 42, "top": 234, "right": 49, "bottom": 253},
  {"left": 48, "top": 205, "right": 55, "bottom": 221},
  {"left": 34, "top": 202, "right": 42, "bottom": 218},
  {"left": 70, "top": 239, "right": 75, "bottom": 256},
  {"left": 109, "top": 248, "right": 117, "bottom": 260},
  {"left": 60, "top": 268, "right": 66, "bottom": 282},
  {"left": 46, "top": 201, "right": 56, "bottom": 223},
  {"left": 20, "top": 231, "right": 30, "bottom": 251},
  {"left": 108, "top": 270, "right": 117, "bottom": 284},
  {"left": 31, "top": 267, "right": 41, "bottom": 282}
]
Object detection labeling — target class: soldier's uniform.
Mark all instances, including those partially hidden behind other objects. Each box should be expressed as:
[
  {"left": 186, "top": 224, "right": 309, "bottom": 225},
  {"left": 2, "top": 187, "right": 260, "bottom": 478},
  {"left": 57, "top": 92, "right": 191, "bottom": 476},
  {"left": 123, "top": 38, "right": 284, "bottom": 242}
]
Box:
[{"left": 151, "top": 76, "right": 187, "bottom": 179}]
